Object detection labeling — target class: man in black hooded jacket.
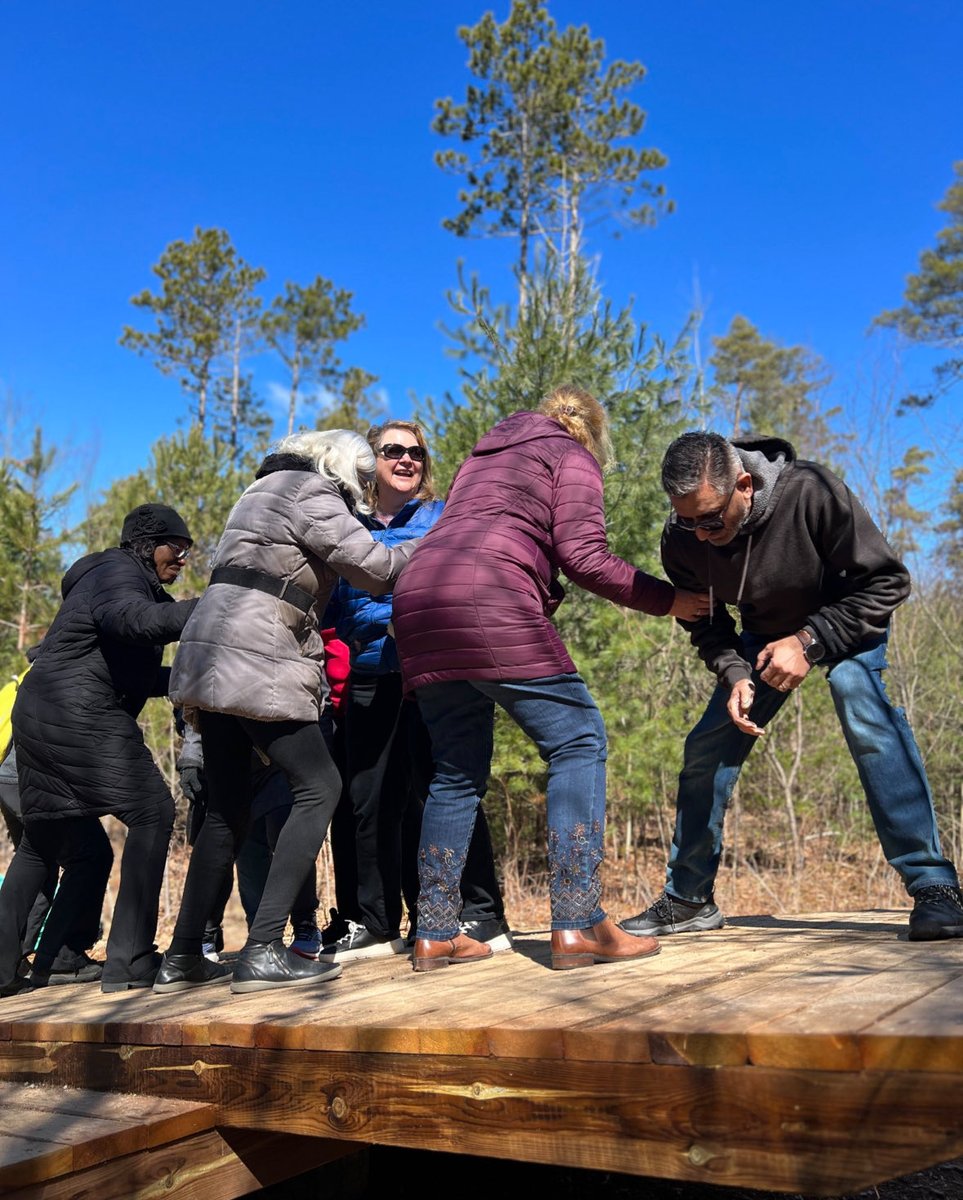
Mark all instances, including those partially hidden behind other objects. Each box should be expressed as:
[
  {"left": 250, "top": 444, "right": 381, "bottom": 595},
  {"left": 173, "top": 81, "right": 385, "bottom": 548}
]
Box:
[
  {"left": 0, "top": 504, "right": 198, "bottom": 993},
  {"left": 621, "top": 431, "right": 963, "bottom": 942}
]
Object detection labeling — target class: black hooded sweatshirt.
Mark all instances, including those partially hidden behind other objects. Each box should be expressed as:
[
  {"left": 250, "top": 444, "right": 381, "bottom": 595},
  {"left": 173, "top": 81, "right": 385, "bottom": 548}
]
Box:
[{"left": 660, "top": 436, "right": 911, "bottom": 689}]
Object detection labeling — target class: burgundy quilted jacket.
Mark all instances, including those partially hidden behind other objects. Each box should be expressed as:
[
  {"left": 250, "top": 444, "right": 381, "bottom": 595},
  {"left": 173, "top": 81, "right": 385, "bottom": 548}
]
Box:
[{"left": 392, "top": 411, "right": 675, "bottom": 691}]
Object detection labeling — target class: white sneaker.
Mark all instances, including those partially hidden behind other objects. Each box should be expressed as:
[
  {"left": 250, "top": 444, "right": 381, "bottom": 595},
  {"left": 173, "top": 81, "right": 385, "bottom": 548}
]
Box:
[{"left": 320, "top": 920, "right": 406, "bottom": 963}]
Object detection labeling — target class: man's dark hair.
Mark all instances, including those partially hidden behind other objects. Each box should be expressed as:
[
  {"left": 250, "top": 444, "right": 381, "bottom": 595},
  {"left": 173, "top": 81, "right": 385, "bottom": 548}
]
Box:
[{"left": 661, "top": 431, "right": 741, "bottom": 498}]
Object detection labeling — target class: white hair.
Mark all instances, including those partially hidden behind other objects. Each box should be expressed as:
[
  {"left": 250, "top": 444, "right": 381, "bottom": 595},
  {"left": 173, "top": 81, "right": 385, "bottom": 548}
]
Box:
[{"left": 276, "top": 429, "right": 376, "bottom": 515}]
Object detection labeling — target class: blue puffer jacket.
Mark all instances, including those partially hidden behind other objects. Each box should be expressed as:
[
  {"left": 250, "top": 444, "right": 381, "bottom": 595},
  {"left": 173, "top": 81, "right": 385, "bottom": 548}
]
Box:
[{"left": 335, "top": 498, "right": 443, "bottom": 675}]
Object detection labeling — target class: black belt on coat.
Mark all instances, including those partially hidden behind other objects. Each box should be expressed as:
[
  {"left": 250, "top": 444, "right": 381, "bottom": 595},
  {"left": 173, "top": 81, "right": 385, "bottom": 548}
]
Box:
[{"left": 209, "top": 566, "right": 316, "bottom": 614}]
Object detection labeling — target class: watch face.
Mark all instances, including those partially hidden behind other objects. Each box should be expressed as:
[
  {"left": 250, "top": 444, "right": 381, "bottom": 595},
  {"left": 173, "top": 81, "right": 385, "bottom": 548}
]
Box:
[{"left": 805, "top": 641, "right": 825, "bottom": 664}]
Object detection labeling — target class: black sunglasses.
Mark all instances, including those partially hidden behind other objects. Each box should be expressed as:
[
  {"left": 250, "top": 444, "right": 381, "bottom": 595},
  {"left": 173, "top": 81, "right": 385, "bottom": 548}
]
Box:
[
  {"left": 162, "top": 541, "right": 192, "bottom": 561},
  {"left": 379, "top": 443, "right": 427, "bottom": 463},
  {"left": 674, "top": 481, "right": 737, "bottom": 532}
]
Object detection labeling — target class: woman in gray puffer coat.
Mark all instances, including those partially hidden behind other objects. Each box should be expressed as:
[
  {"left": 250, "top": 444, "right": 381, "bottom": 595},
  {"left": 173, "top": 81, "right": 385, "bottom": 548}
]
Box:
[{"left": 157, "top": 430, "right": 419, "bottom": 995}]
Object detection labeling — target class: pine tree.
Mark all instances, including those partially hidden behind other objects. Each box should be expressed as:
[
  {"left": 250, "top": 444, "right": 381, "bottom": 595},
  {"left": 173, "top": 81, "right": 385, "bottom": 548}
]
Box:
[
  {"left": 120, "top": 227, "right": 266, "bottom": 437},
  {"left": 708, "top": 315, "right": 843, "bottom": 464},
  {"left": 433, "top": 0, "right": 669, "bottom": 310},
  {"left": 0, "top": 430, "right": 76, "bottom": 669},
  {"left": 261, "top": 276, "right": 370, "bottom": 436},
  {"left": 875, "top": 161, "right": 963, "bottom": 407}
]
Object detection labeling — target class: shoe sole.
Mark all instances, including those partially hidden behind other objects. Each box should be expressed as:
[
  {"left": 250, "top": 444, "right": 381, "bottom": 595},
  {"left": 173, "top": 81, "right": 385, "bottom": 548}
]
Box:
[
  {"left": 46, "top": 971, "right": 104, "bottom": 986},
  {"left": 152, "top": 973, "right": 234, "bottom": 995},
  {"left": 908, "top": 925, "right": 963, "bottom": 941},
  {"left": 412, "top": 947, "right": 494, "bottom": 972},
  {"left": 622, "top": 913, "right": 725, "bottom": 937},
  {"left": 320, "top": 937, "right": 406, "bottom": 963},
  {"left": 230, "top": 964, "right": 343, "bottom": 994},
  {"left": 551, "top": 943, "right": 662, "bottom": 970},
  {"left": 101, "top": 979, "right": 156, "bottom": 993}
]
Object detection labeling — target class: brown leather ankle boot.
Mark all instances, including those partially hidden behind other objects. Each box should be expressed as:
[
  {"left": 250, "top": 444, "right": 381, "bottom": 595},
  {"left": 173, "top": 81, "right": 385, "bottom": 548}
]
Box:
[
  {"left": 551, "top": 916, "right": 661, "bottom": 970},
  {"left": 412, "top": 932, "right": 493, "bottom": 972}
]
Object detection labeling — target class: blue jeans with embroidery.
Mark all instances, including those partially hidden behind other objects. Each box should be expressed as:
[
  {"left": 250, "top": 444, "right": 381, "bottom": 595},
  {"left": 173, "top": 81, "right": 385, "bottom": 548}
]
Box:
[
  {"left": 666, "top": 632, "right": 958, "bottom": 904},
  {"left": 415, "top": 674, "right": 608, "bottom": 938}
]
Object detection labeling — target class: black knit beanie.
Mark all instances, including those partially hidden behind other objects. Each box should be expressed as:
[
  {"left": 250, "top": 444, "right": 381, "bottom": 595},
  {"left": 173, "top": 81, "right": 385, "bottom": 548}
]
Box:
[{"left": 120, "top": 504, "right": 193, "bottom": 547}]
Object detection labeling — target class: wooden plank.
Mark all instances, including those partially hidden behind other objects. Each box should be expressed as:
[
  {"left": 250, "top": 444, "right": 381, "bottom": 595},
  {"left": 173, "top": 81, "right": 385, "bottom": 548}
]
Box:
[
  {"left": 0, "top": 1083, "right": 214, "bottom": 1188},
  {"left": 206, "top": 1047, "right": 963, "bottom": 1195},
  {"left": 0, "top": 1133, "right": 72, "bottom": 1190},
  {"left": 0, "top": 1127, "right": 359, "bottom": 1200}
]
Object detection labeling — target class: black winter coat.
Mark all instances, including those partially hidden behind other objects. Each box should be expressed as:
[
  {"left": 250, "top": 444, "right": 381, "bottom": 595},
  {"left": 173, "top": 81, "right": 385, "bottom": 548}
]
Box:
[{"left": 12, "top": 548, "right": 196, "bottom": 820}]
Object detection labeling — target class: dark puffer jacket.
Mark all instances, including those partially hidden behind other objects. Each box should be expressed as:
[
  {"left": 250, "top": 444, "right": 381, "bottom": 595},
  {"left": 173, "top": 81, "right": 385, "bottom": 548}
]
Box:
[
  {"left": 12, "top": 548, "right": 196, "bottom": 820},
  {"left": 392, "top": 411, "right": 676, "bottom": 691}
]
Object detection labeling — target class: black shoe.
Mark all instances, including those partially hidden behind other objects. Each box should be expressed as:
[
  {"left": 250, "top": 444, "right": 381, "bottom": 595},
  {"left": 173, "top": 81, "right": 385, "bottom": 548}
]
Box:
[
  {"left": 30, "top": 951, "right": 103, "bottom": 988},
  {"left": 320, "top": 921, "right": 405, "bottom": 963},
  {"left": 290, "top": 920, "right": 323, "bottom": 960},
  {"left": 620, "top": 892, "right": 725, "bottom": 937},
  {"left": 102, "top": 974, "right": 157, "bottom": 994},
  {"left": 459, "top": 917, "right": 514, "bottom": 953},
  {"left": 152, "top": 953, "right": 233, "bottom": 994},
  {"left": 232, "top": 939, "right": 343, "bottom": 994},
  {"left": 1, "top": 976, "right": 38, "bottom": 997},
  {"left": 909, "top": 884, "right": 963, "bottom": 940},
  {"left": 320, "top": 907, "right": 351, "bottom": 948},
  {"left": 102, "top": 951, "right": 163, "bottom": 993}
]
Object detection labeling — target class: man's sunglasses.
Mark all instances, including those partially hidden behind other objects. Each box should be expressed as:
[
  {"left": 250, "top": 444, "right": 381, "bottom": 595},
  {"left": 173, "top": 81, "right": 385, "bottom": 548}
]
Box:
[
  {"left": 379, "top": 443, "right": 427, "bottom": 463},
  {"left": 162, "top": 542, "right": 192, "bottom": 561},
  {"left": 674, "top": 481, "right": 737, "bottom": 532}
]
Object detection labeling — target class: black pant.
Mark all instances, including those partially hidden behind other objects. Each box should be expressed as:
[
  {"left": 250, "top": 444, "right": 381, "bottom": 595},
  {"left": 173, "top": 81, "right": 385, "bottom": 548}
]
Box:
[
  {"left": 342, "top": 674, "right": 504, "bottom": 939},
  {"left": 0, "top": 766, "right": 57, "bottom": 957},
  {"left": 102, "top": 792, "right": 176, "bottom": 985},
  {"left": 206, "top": 806, "right": 320, "bottom": 934},
  {"left": 171, "top": 712, "right": 340, "bottom": 951},
  {"left": 0, "top": 815, "right": 111, "bottom": 988}
]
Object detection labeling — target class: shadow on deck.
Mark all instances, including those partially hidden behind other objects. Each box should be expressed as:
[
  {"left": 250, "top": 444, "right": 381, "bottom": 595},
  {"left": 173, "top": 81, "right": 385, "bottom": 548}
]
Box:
[{"left": 1, "top": 909, "right": 962, "bottom": 1198}]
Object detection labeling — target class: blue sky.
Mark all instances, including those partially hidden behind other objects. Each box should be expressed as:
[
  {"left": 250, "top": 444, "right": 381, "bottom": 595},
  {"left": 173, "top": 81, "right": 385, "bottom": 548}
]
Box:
[{"left": 2, "top": 1, "right": 961, "bottom": 522}]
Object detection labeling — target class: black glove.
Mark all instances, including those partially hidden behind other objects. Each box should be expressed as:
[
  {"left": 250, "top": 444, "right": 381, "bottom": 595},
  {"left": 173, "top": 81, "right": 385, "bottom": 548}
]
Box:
[{"left": 178, "top": 766, "right": 205, "bottom": 806}]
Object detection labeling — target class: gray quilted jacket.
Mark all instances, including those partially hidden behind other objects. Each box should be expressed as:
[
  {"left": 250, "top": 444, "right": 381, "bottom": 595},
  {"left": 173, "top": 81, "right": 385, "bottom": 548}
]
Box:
[{"left": 170, "top": 454, "right": 417, "bottom": 723}]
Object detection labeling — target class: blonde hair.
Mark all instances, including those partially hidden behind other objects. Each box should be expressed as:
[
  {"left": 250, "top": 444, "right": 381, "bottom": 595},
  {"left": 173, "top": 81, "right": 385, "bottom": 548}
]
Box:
[
  {"left": 275, "top": 429, "right": 376, "bottom": 515},
  {"left": 365, "top": 419, "right": 439, "bottom": 504},
  {"left": 538, "top": 386, "right": 613, "bottom": 469}
]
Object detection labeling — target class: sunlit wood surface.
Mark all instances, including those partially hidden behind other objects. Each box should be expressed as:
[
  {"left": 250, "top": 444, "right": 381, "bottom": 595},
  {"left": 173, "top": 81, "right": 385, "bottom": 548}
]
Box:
[{"left": 2, "top": 910, "right": 963, "bottom": 1197}]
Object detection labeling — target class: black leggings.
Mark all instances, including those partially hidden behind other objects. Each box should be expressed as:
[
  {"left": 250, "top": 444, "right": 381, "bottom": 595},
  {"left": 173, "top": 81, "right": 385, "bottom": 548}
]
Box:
[
  {"left": 171, "top": 712, "right": 341, "bottom": 950},
  {"left": 0, "top": 816, "right": 110, "bottom": 988}
]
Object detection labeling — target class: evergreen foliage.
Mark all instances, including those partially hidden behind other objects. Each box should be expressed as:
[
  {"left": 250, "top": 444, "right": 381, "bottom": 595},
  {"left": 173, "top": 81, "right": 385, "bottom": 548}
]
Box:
[
  {"left": 433, "top": 0, "right": 670, "bottom": 308},
  {"left": 120, "top": 227, "right": 267, "bottom": 438},
  {"left": 876, "top": 161, "right": 963, "bottom": 407},
  {"left": 261, "top": 277, "right": 370, "bottom": 436},
  {"left": 707, "top": 315, "right": 845, "bottom": 465},
  {"left": 0, "top": 430, "right": 76, "bottom": 670}
]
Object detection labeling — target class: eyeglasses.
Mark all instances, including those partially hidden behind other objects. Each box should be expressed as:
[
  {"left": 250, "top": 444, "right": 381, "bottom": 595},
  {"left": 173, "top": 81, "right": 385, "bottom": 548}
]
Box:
[
  {"left": 379, "top": 443, "right": 427, "bottom": 463},
  {"left": 674, "top": 481, "right": 737, "bottom": 532},
  {"left": 162, "top": 542, "right": 192, "bottom": 561}
]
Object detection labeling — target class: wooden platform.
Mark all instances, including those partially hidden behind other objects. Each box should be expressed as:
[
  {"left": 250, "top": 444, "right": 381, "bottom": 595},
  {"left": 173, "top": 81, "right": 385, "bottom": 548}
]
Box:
[{"left": 2, "top": 910, "right": 963, "bottom": 1198}]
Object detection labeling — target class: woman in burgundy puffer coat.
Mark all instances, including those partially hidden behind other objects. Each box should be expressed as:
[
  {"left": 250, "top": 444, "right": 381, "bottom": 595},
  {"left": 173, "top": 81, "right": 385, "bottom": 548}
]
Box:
[{"left": 392, "top": 387, "right": 709, "bottom": 972}]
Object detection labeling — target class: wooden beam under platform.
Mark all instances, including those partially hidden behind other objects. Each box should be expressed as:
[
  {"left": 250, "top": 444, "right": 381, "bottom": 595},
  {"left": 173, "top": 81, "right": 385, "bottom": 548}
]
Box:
[{"left": 1, "top": 910, "right": 962, "bottom": 1197}]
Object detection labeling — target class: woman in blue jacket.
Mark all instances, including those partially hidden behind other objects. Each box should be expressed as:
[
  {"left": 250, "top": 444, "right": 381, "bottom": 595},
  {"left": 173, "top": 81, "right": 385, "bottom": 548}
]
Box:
[{"left": 323, "top": 421, "right": 508, "bottom": 962}]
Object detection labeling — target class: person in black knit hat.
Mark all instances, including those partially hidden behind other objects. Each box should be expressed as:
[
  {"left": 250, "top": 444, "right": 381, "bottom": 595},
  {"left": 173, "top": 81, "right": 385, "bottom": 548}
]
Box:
[{"left": 0, "top": 502, "right": 198, "bottom": 995}]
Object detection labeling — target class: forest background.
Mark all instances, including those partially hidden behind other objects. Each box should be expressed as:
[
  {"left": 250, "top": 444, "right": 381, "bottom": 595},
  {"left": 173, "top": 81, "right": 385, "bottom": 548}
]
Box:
[{"left": 2, "top": 1, "right": 962, "bottom": 930}]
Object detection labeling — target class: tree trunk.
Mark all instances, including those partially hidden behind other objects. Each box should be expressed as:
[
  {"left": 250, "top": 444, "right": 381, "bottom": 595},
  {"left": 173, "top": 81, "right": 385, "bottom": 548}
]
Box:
[
  {"left": 231, "top": 318, "right": 241, "bottom": 458},
  {"left": 288, "top": 356, "right": 301, "bottom": 438}
]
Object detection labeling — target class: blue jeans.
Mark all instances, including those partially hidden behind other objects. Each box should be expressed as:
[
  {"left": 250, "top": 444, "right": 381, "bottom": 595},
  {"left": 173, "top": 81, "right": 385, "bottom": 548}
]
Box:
[
  {"left": 666, "top": 632, "right": 958, "bottom": 903},
  {"left": 415, "top": 674, "right": 608, "bottom": 938}
]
